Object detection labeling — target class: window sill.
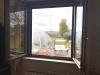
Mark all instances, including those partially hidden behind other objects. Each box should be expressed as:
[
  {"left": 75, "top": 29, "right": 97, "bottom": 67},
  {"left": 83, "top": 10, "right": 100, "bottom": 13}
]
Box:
[
  {"left": 73, "top": 58, "right": 80, "bottom": 69},
  {"left": 9, "top": 54, "right": 27, "bottom": 61},
  {"left": 24, "top": 57, "right": 75, "bottom": 64},
  {"left": 30, "top": 54, "right": 72, "bottom": 61}
]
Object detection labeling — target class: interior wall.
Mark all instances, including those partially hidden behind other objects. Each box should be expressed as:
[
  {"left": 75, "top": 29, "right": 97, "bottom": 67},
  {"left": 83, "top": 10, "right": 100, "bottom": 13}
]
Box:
[
  {"left": 0, "top": 0, "right": 5, "bottom": 64},
  {"left": 86, "top": 0, "right": 100, "bottom": 74},
  {"left": 0, "top": 0, "right": 4, "bottom": 25},
  {"left": 23, "top": 58, "right": 80, "bottom": 75},
  {"left": 1, "top": 0, "right": 100, "bottom": 75}
]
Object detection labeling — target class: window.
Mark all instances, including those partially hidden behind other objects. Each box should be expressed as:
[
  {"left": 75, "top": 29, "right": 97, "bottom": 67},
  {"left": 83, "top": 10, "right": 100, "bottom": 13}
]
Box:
[
  {"left": 10, "top": 11, "right": 25, "bottom": 55},
  {"left": 72, "top": 6, "right": 84, "bottom": 68},
  {"left": 75, "top": 6, "right": 83, "bottom": 61},
  {"left": 32, "top": 7, "right": 72, "bottom": 58},
  {"left": 7, "top": 0, "right": 86, "bottom": 70}
]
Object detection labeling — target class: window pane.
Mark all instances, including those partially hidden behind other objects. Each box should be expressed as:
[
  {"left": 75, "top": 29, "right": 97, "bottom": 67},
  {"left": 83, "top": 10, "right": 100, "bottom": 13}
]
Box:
[
  {"left": 32, "top": 7, "right": 72, "bottom": 57},
  {"left": 10, "top": 11, "right": 25, "bottom": 54},
  {"left": 75, "top": 7, "right": 83, "bottom": 61}
]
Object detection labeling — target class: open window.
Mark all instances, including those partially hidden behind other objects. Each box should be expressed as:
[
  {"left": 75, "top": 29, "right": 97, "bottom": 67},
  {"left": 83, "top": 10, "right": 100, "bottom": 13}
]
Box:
[
  {"left": 72, "top": 0, "right": 86, "bottom": 70},
  {"left": 26, "top": 0, "right": 86, "bottom": 69},
  {"left": 73, "top": 6, "right": 84, "bottom": 68},
  {"left": 9, "top": 0, "right": 26, "bottom": 56},
  {"left": 32, "top": 7, "right": 72, "bottom": 58},
  {"left": 8, "top": 0, "right": 86, "bottom": 70},
  {"left": 10, "top": 11, "right": 25, "bottom": 54}
]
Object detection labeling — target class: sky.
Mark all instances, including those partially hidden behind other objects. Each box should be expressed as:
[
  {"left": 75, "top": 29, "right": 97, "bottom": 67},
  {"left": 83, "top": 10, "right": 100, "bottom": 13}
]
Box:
[
  {"left": 32, "top": 7, "right": 83, "bottom": 48},
  {"left": 32, "top": 7, "right": 73, "bottom": 32},
  {"left": 76, "top": 7, "right": 83, "bottom": 32}
]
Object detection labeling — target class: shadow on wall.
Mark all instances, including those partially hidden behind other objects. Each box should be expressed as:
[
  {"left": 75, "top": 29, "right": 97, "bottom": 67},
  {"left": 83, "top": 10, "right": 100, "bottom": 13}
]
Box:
[
  {"left": 0, "top": 0, "right": 4, "bottom": 25},
  {"left": 0, "top": 24, "right": 5, "bottom": 64}
]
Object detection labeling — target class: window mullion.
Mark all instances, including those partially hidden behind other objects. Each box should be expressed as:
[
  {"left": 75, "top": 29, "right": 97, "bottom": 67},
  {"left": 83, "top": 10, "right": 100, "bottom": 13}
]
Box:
[{"left": 71, "top": 6, "right": 77, "bottom": 58}]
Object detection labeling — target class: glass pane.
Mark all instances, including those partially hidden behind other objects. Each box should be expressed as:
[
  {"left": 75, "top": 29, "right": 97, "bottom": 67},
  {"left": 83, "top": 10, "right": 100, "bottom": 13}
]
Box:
[
  {"left": 32, "top": 7, "right": 72, "bottom": 57},
  {"left": 75, "top": 7, "right": 83, "bottom": 61},
  {"left": 10, "top": 11, "right": 25, "bottom": 54}
]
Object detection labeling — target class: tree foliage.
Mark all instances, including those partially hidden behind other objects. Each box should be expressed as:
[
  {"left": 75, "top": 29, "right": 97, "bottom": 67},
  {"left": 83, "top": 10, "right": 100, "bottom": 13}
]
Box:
[
  {"left": 63, "top": 32, "right": 71, "bottom": 40},
  {"left": 59, "top": 19, "right": 69, "bottom": 37}
]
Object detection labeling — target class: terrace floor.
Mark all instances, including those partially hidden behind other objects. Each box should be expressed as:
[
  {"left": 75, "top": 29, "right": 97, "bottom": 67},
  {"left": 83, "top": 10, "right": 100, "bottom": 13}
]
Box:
[{"left": 32, "top": 48, "right": 71, "bottom": 57}]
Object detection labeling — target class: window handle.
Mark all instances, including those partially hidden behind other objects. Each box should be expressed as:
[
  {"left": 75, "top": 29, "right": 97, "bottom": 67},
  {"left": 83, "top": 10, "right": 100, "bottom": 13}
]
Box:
[{"left": 85, "top": 37, "right": 88, "bottom": 40}]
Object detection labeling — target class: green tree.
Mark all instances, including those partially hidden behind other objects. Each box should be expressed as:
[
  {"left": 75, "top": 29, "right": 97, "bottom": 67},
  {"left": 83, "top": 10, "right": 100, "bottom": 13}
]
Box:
[
  {"left": 59, "top": 19, "right": 69, "bottom": 37},
  {"left": 63, "top": 32, "right": 71, "bottom": 41}
]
